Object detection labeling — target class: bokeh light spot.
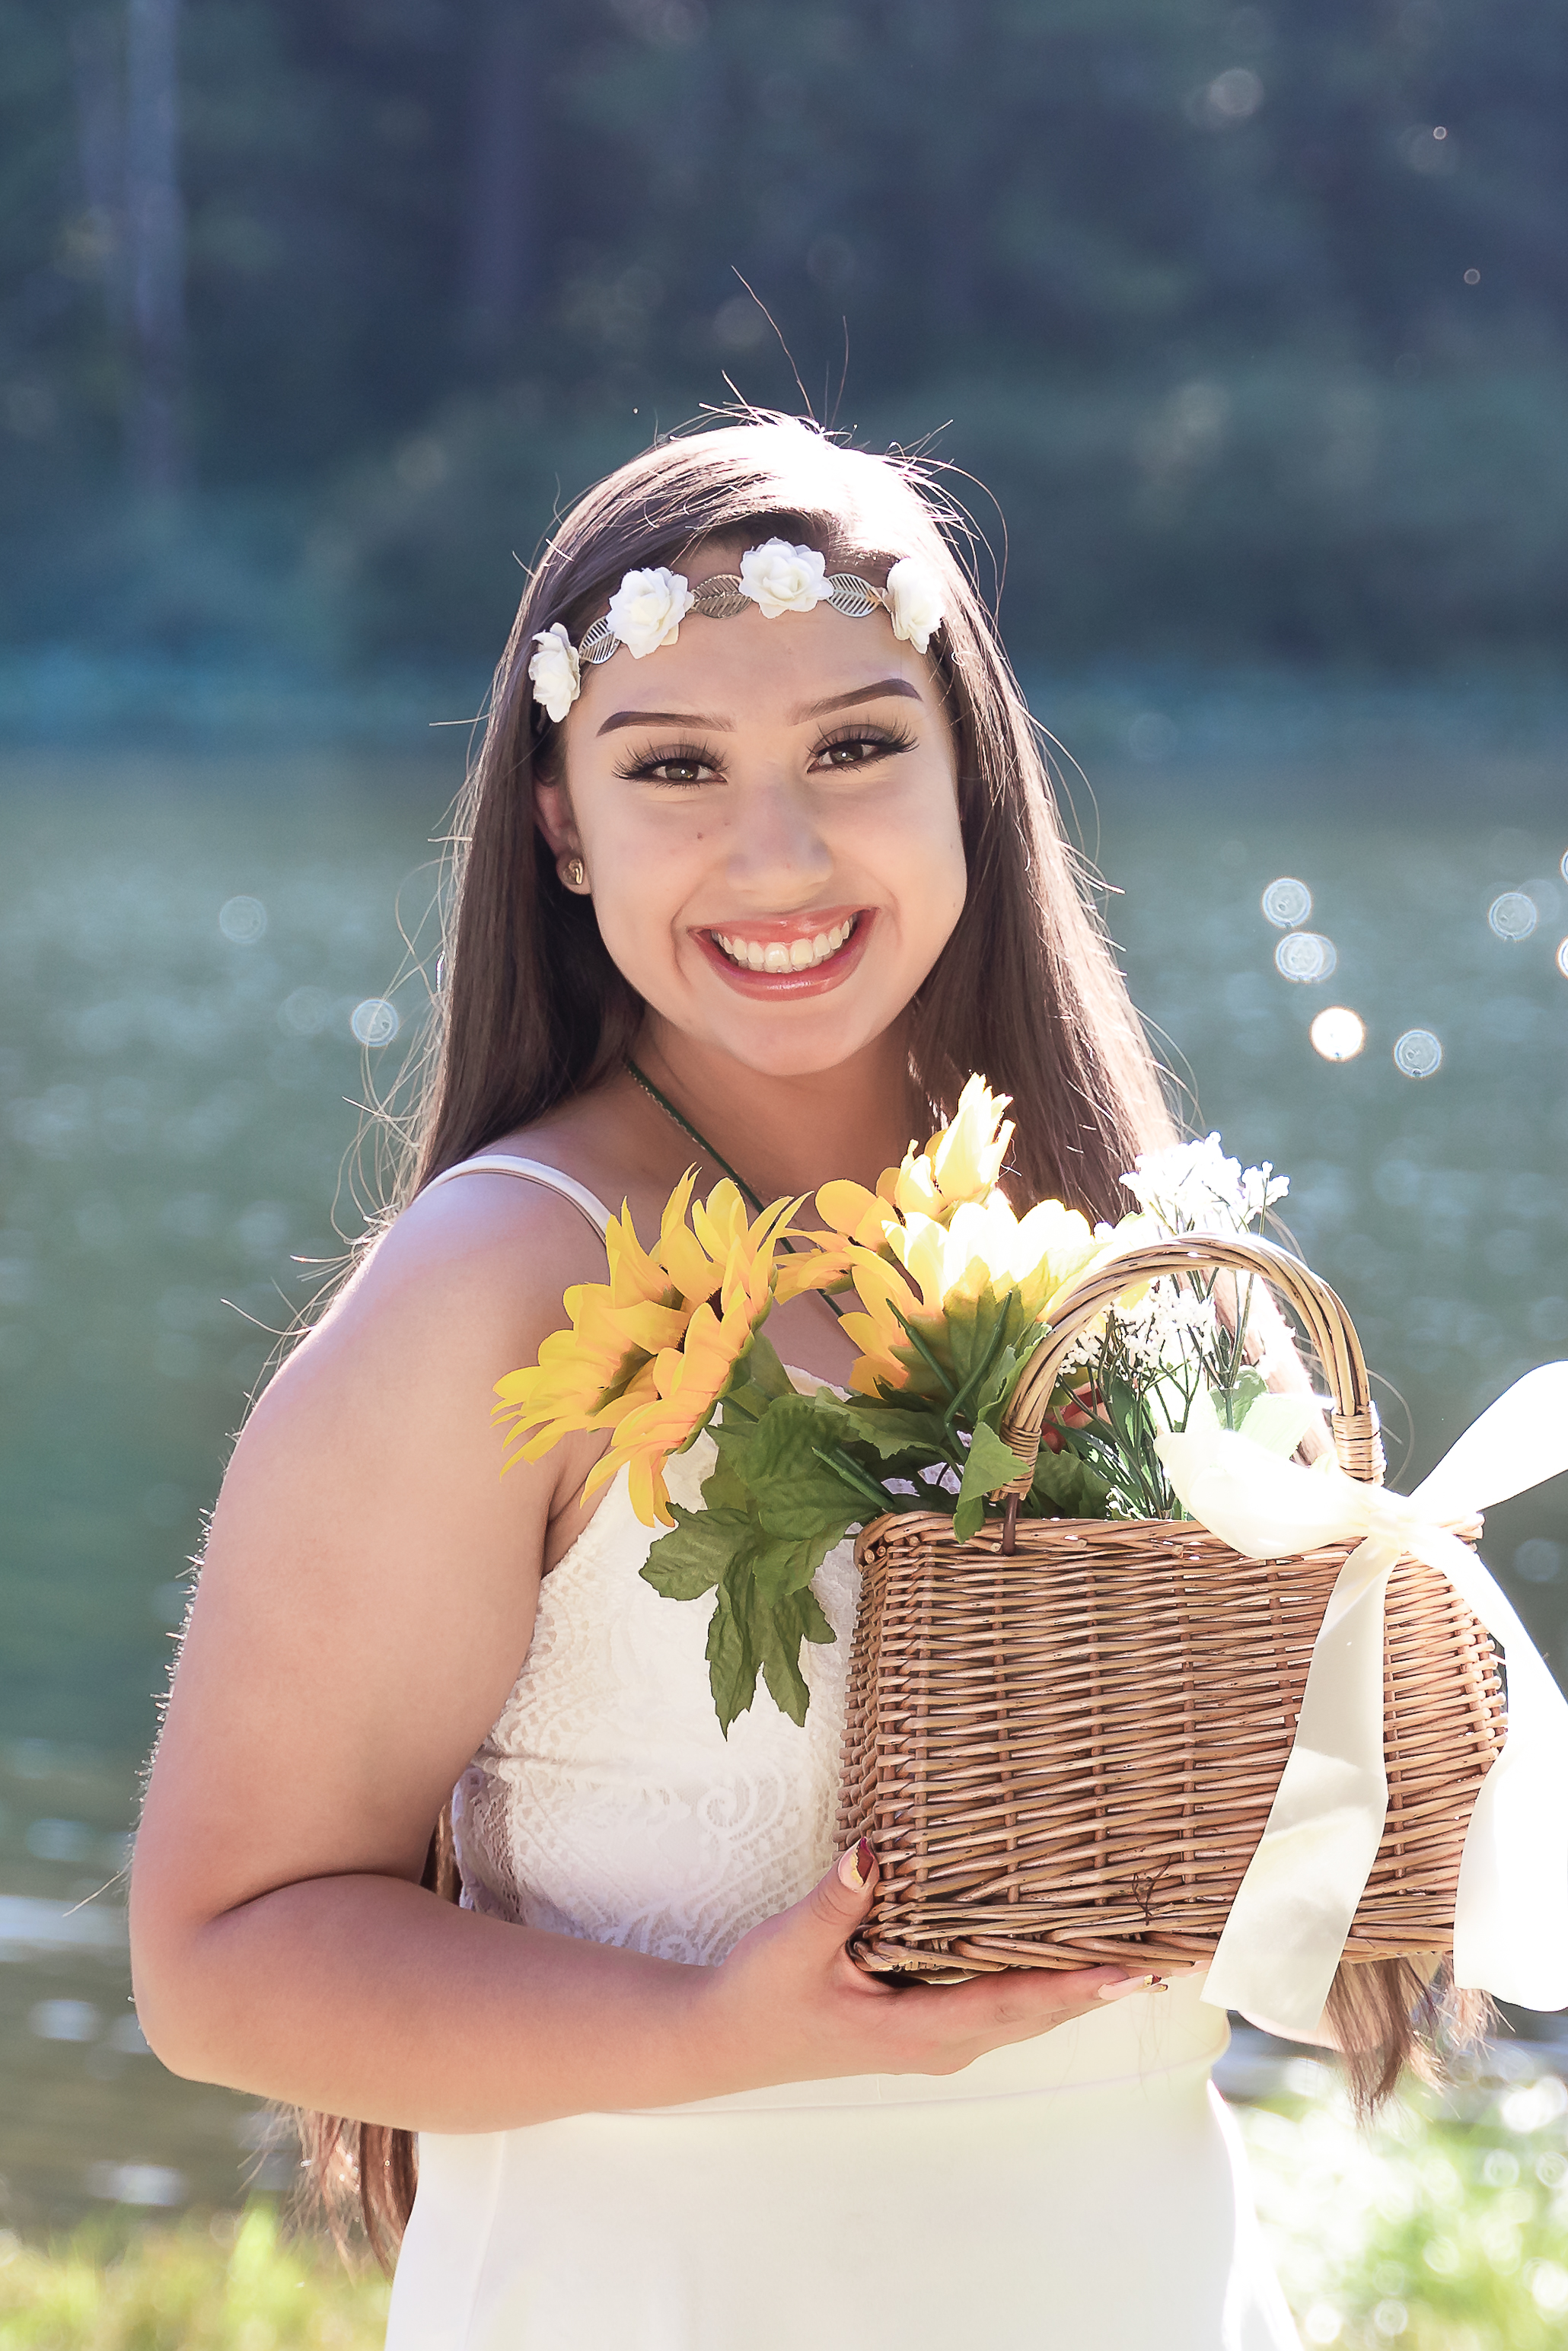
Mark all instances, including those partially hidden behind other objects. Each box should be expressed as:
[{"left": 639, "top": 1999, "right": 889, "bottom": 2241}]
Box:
[
  {"left": 1488, "top": 890, "right": 1538, "bottom": 940},
  {"left": 279, "top": 986, "right": 332, "bottom": 1036},
  {"left": 1261, "top": 875, "right": 1312, "bottom": 927},
  {"left": 1127, "top": 712, "right": 1178, "bottom": 761},
  {"left": 1555, "top": 937, "right": 1568, "bottom": 977},
  {"left": 1310, "top": 1006, "right": 1366, "bottom": 1059},
  {"left": 1393, "top": 1027, "right": 1442, "bottom": 1077},
  {"left": 83, "top": 2161, "right": 187, "bottom": 2207},
  {"left": 1275, "top": 931, "right": 1337, "bottom": 982},
  {"left": 29, "top": 1999, "right": 100, "bottom": 2043},
  {"left": 218, "top": 895, "right": 267, "bottom": 944},
  {"left": 351, "top": 997, "right": 399, "bottom": 1046}
]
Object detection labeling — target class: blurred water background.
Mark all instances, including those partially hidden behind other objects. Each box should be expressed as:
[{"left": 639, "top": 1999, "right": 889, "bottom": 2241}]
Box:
[
  {"left": 3, "top": 2, "right": 1568, "bottom": 2335},
  {"left": 2, "top": 722, "right": 1564, "bottom": 2238}
]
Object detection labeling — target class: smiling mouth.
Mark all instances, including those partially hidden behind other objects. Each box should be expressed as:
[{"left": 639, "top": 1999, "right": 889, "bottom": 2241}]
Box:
[{"left": 708, "top": 915, "right": 859, "bottom": 975}]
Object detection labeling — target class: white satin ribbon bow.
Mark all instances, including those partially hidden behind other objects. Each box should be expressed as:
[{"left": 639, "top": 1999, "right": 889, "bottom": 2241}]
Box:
[{"left": 1153, "top": 1364, "right": 1568, "bottom": 2037}]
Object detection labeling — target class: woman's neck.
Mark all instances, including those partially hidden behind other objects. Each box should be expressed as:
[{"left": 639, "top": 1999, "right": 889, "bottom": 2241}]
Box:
[{"left": 634, "top": 1019, "right": 923, "bottom": 1201}]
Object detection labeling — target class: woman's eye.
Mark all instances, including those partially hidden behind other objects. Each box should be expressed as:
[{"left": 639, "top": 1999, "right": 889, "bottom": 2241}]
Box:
[
  {"left": 812, "top": 726, "right": 915, "bottom": 772},
  {"left": 620, "top": 749, "right": 719, "bottom": 785}
]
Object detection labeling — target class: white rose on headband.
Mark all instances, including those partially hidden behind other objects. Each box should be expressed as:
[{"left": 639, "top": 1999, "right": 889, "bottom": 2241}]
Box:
[
  {"left": 606, "top": 566, "right": 694, "bottom": 658},
  {"left": 738, "top": 539, "right": 833, "bottom": 619},
  {"left": 528, "top": 623, "right": 581, "bottom": 723},
  {"left": 884, "top": 556, "right": 944, "bottom": 655}
]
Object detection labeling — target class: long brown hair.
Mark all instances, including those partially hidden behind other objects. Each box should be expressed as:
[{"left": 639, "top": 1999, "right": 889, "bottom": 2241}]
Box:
[
  {"left": 298, "top": 413, "right": 1464, "bottom": 2261},
  {"left": 397, "top": 410, "right": 1172, "bottom": 1222}
]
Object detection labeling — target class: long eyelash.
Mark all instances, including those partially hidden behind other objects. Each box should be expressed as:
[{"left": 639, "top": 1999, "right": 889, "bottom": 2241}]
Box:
[
  {"left": 611, "top": 740, "right": 718, "bottom": 782},
  {"left": 611, "top": 721, "right": 917, "bottom": 782},
  {"left": 814, "top": 721, "right": 918, "bottom": 757}
]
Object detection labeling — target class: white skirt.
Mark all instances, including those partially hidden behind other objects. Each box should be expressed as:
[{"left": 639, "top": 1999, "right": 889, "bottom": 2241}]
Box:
[{"left": 385, "top": 1980, "right": 1299, "bottom": 2350}]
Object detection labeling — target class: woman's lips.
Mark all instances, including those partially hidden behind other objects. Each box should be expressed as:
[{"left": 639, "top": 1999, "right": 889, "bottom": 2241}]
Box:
[{"left": 693, "top": 909, "right": 874, "bottom": 998}]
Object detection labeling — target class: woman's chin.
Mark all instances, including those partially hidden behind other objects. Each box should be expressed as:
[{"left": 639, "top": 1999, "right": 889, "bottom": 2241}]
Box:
[{"left": 646, "top": 992, "right": 906, "bottom": 1085}]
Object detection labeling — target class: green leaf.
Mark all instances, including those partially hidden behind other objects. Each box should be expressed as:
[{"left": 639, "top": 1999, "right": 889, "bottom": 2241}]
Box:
[
  {"left": 1216, "top": 1366, "right": 1269, "bottom": 1430},
  {"left": 706, "top": 1556, "right": 840, "bottom": 1736},
  {"left": 757, "top": 1585, "right": 837, "bottom": 1728},
  {"left": 723, "top": 1330, "right": 794, "bottom": 1416},
  {"left": 749, "top": 1528, "right": 838, "bottom": 1604},
  {"left": 640, "top": 1502, "right": 749, "bottom": 1600},
  {"left": 740, "top": 1393, "right": 832, "bottom": 1481},
  {"left": 807, "top": 1390, "right": 952, "bottom": 1461},
  {"left": 697, "top": 1448, "right": 752, "bottom": 1515},
  {"left": 952, "top": 1419, "right": 1025, "bottom": 1540},
  {"left": 705, "top": 1581, "right": 760, "bottom": 1736},
  {"left": 758, "top": 1614, "right": 811, "bottom": 1725},
  {"left": 975, "top": 1323, "right": 1049, "bottom": 1422},
  {"left": 712, "top": 1395, "right": 866, "bottom": 1539},
  {"left": 1029, "top": 1442, "right": 1112, "bottom": 1519}
]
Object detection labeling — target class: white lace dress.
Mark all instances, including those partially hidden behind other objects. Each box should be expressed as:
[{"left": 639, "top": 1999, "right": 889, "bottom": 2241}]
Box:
[{"left": 384, "top": 1159, "right": 1300, "bottom": 2350}]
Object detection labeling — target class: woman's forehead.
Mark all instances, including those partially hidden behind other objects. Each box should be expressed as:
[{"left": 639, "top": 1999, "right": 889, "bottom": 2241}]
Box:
[{"left": 570, "top": 597, "right": 935, "bottom": 735}]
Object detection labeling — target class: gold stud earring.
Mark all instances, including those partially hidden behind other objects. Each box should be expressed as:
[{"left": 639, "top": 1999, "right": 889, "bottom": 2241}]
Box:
[{"left": 563, "top": 857, "right": 587, "bottom": 890}]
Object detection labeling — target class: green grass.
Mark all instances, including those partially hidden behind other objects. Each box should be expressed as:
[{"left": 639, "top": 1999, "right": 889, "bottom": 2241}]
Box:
[
  {"left": 1241, "top": 2064, "right": 1568, "bottom": 2349},
  {"left": 0, "top": 2206, "right": 388, "bottom": 2350},
  {"left": 2, "top": 2075, "right": 1566, "bottom": 2349}
]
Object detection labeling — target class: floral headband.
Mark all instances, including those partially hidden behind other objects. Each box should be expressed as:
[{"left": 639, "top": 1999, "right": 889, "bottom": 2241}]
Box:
[{"left": 527, "top": 537, "right": 945, "bottom": 724}]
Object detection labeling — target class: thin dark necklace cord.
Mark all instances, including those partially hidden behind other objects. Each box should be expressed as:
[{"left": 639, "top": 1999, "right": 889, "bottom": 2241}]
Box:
[
  {"left": 623, "top": 1058, "right": 850, "bottom": 1326},
  {"left": 624, "top": 1059, "right": 765, "bottom": 1212}
]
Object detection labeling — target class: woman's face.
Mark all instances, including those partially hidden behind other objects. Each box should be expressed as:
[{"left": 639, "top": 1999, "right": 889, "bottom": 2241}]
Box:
[{"left": 536, "top": 546, "right": 966, "bottom": 1079}]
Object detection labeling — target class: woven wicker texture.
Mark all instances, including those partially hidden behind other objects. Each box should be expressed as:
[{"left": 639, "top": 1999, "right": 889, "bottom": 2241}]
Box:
[{"left": 836, "top": 1233, "right": 1506, "bottom": 1977}]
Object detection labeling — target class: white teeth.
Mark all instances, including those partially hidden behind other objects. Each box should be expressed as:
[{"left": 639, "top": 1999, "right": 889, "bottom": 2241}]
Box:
[{"left": 712, "top": 916, "right": 856, "bottom": 973}]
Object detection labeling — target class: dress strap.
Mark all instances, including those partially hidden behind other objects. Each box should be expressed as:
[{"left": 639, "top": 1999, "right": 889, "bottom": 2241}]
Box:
[{"left": 420, "top": 1155, "right": 613, "bottom": 1241}]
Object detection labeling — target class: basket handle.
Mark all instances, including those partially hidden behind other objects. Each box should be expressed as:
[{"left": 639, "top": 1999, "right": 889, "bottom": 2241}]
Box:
[{"left": 993, "top": 1230, "right": 1384, "bottom": 1500}]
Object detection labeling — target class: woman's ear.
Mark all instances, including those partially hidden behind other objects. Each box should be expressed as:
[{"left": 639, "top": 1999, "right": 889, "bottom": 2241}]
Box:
[
  {"left": 534, "top": 769, "right": 592, "bottom": 897},
  {"left": 533, "top": 771, "right": 578, "bottom": 862}
]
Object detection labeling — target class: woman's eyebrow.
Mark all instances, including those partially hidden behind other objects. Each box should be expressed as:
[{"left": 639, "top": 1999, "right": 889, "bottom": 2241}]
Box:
[
  {"left": 790, "top": 679, "right": 923, "bottom": 722},
  {"left": 597, "top": 706, "right": 731, "bottom": 736},
  {"left": 596, "top": 678, "right": 922, "bottom": 738}
]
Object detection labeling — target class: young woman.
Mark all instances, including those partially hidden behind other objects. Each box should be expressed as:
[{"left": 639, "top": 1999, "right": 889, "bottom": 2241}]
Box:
[{"left": 129, "top": 414, "right": 1301, "bottom": 2347}]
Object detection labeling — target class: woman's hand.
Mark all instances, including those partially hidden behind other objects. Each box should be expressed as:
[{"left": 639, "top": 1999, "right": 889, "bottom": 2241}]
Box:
[{"left": 689, "top": 1842, "right": 1166, "bottom": 2095}]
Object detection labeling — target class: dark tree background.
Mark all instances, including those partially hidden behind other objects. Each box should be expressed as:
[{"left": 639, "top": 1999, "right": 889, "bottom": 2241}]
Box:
[{"left": 2, "top": 0, "right": 1566, "bottom": 670}]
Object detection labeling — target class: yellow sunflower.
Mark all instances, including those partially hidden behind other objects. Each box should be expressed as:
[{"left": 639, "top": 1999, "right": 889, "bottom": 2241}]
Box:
[
  {"left": 838, "top": 1193, "right": 1107, "bottom": 1397},
  {"left": 495, "top": 1175, "right": 824, "bottom": 1519},
  {"left": 814, "top": 1073, "right": 1016, "bottom": 1257}
]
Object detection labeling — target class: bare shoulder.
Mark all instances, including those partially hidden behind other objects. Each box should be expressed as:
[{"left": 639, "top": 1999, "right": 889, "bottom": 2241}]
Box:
[
  {"left": 276, "top": 1142, "right": 613, "bottom": 1396},
  {"left": 135, "top": 1138, "right": 623, "bottom": 1932}
]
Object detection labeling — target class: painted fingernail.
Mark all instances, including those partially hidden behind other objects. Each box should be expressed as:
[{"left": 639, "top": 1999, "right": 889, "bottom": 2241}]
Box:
[
  {"left": 837, "top": 1839, "right": 875, "bottom": 1891},
  {"left": 1097, "top": 1974, "right": 1158, "bottom": 2002}
]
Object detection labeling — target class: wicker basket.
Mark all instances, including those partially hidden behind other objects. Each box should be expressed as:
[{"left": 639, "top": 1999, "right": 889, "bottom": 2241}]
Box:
[{"left": 837, "top": 1234, "right": 1506, "bottom": 1980}]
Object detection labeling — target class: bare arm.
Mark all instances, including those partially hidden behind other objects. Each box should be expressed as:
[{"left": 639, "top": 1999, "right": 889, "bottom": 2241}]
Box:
[{"left": 130, "top": 1177, "right": 1139, "bottom": 2133}]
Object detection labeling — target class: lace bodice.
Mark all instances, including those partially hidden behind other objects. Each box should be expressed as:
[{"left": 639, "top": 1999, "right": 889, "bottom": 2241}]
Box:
[{"left": 453, "top": 1422, "right": 859, "bottom": 1964}]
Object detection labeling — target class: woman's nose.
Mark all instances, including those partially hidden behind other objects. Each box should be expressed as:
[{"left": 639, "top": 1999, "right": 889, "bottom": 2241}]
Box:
[{"left": 723, "top": 776, "right": 833, "bottom": 900}]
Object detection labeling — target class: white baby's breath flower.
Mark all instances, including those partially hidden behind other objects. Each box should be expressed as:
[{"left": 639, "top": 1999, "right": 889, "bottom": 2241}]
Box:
[
  {"left": 527, "top": 623, "right": 581, "bottom": 724},
  {"left": 606, "top": 566, "right": 694, "bottom": 658},
  {"left": 1121, "top": 1132, "right": 1288, "bottom": 1237},
  {"left": 1115, "top": 1278, "right": 1219, "bottom": 1374},
  {"left": 1241, "top": 1161, "right": 1289, "bottom": 1219},
  {"left": 884, "top": 556, "right": 945, "bottom": 655},
  {"left": 738, "top": 539, "right": 833, "bottom": 619}
]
